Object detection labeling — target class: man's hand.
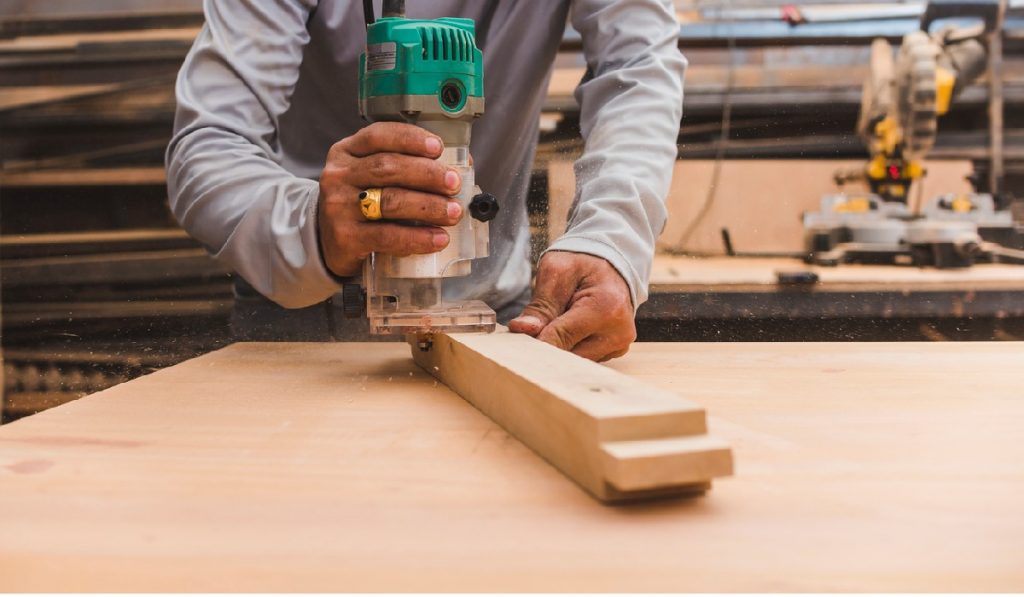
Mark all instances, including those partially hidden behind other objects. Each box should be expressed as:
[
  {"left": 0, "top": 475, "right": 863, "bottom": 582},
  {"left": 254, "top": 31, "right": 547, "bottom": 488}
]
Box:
[
  {"left": 318, "top": 122, "right": 463, "bottom": 277},
  {"left": 509, "top": 251, "right": 636, "bottom": 362}
]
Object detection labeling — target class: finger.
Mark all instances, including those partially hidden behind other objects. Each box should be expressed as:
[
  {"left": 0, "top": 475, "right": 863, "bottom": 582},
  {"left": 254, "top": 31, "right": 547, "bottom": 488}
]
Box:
[
  {"left": 378, "top": 187, "right": 461, "bottom": 226},
  {"left": 536, "top": 303, "right": 604, "bottom": 351},
  {"left": 340, "top": 122, "right": 444, "bottom": 159},
  {"left": 347, "top": 153, "right": 461, "bottom": 196},
  {"left": 508, "top": 272, "right": 577, "bottom": 336},
  {"left": 358, "top": 222, "right": 449, "bottom": 256}
]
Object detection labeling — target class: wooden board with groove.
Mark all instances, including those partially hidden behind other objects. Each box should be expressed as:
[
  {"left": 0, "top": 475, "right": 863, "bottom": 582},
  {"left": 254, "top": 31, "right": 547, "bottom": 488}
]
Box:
[
  {"left": 1, "top": 341, "right": 1023, "bottom": 591},
  {"left": 411, "top": 330, "right": 732, "bottom": 501}
]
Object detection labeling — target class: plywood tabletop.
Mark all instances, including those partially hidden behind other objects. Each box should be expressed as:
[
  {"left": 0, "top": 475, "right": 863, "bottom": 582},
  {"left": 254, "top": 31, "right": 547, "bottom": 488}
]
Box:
[
  {"left": 650, "top": 255, "right": 1024, "bottom": 291},
  {"left": 1, "top": 341, "right": 1023, "bottom": 591}
]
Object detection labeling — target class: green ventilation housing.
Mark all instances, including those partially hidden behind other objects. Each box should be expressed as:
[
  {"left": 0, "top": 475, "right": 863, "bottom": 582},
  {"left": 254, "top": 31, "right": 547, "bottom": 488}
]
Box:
[{"left": 358, "top": 16, "right": 484, "bottom": 113}]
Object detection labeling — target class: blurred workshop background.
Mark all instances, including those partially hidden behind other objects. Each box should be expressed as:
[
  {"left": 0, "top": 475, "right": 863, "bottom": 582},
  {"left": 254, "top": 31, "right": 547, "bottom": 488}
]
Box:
[{"left": 2, "top": 0, "right": 1023, "bottom": 422}]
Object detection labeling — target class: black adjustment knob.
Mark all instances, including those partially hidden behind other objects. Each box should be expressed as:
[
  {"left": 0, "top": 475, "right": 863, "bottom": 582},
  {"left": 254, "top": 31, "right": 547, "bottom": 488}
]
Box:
[
  {"left": 341, "top": 283, "right": 366, "bottom": 319},
  {"left": 469, "top": 192, "right": 499, "bottom": 222}
]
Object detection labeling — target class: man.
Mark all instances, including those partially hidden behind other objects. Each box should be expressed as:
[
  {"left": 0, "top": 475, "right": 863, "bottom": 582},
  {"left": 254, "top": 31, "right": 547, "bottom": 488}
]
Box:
[{"left": 167, "top": 0, "right": 684, "bottom": 362}]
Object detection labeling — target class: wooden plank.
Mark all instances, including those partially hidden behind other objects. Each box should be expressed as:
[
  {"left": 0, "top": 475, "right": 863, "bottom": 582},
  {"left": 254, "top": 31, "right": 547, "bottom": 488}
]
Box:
[
  {"left": 0, "top": 27, "right": 200, "bottom": 55},
  {"left": 649, "top": 255, "right": 1024, "bottom": 292},
  {"left": 0, "top": 166, "right": 166, "bottom": 187},
  {"left": 0, "top": 228, "right": 193, "bottom": 258},
  {"left": 0, "top": 248, "right": 228, "bottom": 287},
  {"left": 0, "top": 341, "right": 1023, "bottom": 590},
  {"left": 0, "top": 1, "right": 203, "bottom": 21},
  {"left": 411, "top": 329, "right": 732, "bottom": 501},
  {"left": 1, "top": 299, "right": 230, "bottom": 326},
  {"left": 0, "top": 84, "right": 115, "bottom": 111}
]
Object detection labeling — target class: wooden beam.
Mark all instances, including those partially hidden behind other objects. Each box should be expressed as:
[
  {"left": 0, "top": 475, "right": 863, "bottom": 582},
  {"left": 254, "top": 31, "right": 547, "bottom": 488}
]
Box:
[
  {"left": 411, "top": 329, "right": 732, "bottom": 502},
  {"left": 0, "top": 248, "right": 229, "bottom": 287},
  {"left": 0, "top": 228, "right": 199, "bottom": 260},
  {"left": 0, "top": 166, "right": 166, "bottom": 187}
]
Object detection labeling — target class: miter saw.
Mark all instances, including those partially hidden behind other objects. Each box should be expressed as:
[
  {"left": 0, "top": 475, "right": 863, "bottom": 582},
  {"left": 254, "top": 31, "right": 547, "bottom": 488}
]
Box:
[
  {"left": 343, "top": 0, "right": 498, "bottom": 336},
  {"left": 804, "top": 0, "right": 1024, "bottom": 268}
]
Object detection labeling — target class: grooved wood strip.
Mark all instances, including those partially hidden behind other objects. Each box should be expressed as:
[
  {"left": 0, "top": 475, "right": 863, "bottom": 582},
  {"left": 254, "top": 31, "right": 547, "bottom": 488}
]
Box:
[{"left": 411, "top": 330, "right": 732, "bottom": 501}]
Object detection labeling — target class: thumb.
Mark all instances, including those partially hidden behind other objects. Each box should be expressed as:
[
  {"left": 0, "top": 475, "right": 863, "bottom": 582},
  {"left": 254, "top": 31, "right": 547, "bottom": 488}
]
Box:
[
  {"left": 508, "top": 306, "right": 557, "bottom": 337},
  {"left": 537, "top": 305, "right": 595, "bottom": 351},
  {"left": 509, "top": 265, "right": 576, "bottom": 337}
]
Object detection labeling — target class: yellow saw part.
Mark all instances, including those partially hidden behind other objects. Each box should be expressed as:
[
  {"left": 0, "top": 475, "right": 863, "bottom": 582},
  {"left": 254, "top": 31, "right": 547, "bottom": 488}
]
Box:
[
  {"left": 873, "top": 117, "right": 900, "bottom": 156},
  {"left": 868, "top": 154, "right": 889, "bottom": 180},
  {"left": 950, "top": 194, "right": 975, "bottom": 213},
  {"left": 866, "top": 155, "right": 925, "bottom": 182},
  {"left": 833, "top": 196, "right": 873, "bottom": 213},
  {"left": 936, "top": 65, "right": 955, "bottom": 115}
]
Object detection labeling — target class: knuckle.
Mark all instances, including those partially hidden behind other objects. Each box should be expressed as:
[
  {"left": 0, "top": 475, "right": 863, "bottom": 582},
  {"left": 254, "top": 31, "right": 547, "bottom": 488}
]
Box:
[
  {"left": 417, "top": 227, "right": 441, "bottom": 252},
  {"left": 333, "top": 136, "right": 358, "bottom": 157},
  {"left": 610, "top": 300, "right": 632, "bottom": 322},
  {"left": 328, "top": 139, "right": 350, "bottom": 160},
  {"left": 527, "top": 296, "right": 563, "bottom": 320},
  {"left": 549, "top": 324, "right": 576, "bottom": 349},
  {"left": 610, "top": 320, "right": 637, "bottom": 348},
  {"left": 319, "top": 164, "right": 349, "bottom": 190},
  {"left": 424, "top": 162, "right": 448, "bottom": 187},
  {"left": 362, "top": 123, "right": 385, "bottom": 146},
  {"left": 398, "top": 126, "right": 420, "bottom": 149},
  {"left": 431, "top": 197, "right": 450, "bottom": 221},
  {"left": 409, "top": 230, "right": 428, "bottom": 252},
  {"left": 378, "top": 227, "right": 403, "bottom": 254},
  {"left": 618, "top": 319, "right": 634, "bottom": 344},
  {"left": 369, "top": 155, "right": 397, "bottom": 179},
  {"left": 390, "top": 227, "right": 423, "bottom": 256},
  {"left": 333, "top": 220, "right": 355, "bottom": 240},
  {"left": 325, "top": 224, "right": 349, "bottom": 259},
  {"left": 611, "top": 305, "right": 636, "bottom": 335},
  {"left": 615, "top": 327, "right": 637, "bottom": 348},
  {"left": 381, "top": 188, "right": 404, "bottom": 217}
]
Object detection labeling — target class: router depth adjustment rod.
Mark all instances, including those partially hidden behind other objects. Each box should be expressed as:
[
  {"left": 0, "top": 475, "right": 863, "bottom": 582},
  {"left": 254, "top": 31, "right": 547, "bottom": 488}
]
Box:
[{"left": 351, "top": 1, "right": 498, "bottom": 336}]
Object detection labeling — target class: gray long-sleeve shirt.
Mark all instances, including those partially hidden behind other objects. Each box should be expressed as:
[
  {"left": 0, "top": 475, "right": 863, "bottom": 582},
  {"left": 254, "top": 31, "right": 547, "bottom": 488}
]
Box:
[{"left": 167, "top": 0, "right": 685, "bottom": 313}]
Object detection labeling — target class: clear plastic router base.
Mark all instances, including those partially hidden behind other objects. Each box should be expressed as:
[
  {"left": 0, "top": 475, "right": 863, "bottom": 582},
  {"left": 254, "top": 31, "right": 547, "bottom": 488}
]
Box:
[
  {"left": 367, "top": 299, "right": 496, "bottom": 335},
  {"left": 361, "top": 149, "right": 494, "bottom": 336}
]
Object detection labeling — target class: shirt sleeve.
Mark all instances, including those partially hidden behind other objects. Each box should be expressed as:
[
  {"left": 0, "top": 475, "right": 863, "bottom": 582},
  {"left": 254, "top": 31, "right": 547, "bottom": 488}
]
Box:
[
  {"left": 165, "top": 0, "right": 343, "bottom": 309},
  {"left": 547, "top": 0, "right": 686, "bottom": 308}
]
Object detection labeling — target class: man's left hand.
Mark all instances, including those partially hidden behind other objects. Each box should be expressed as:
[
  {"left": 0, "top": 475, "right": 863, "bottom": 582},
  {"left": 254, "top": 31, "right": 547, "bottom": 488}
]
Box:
[{"left": 509, "top": 251, "right": 636, "bottom": 362}]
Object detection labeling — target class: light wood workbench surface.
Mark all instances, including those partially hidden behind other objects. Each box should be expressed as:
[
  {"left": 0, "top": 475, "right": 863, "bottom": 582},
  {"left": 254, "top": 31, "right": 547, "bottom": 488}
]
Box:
[
  {"left": 1, "top": 342, "right": 1022, "bottom": 591},
  {"left": 649, "top": 255, "right": 1024, "bottom": 291}
]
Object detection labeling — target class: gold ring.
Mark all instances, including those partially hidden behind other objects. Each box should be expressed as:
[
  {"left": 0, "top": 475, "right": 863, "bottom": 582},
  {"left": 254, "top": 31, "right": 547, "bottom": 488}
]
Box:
[{"left": 359, "top": 188, "right": 384, "bottom": 220}]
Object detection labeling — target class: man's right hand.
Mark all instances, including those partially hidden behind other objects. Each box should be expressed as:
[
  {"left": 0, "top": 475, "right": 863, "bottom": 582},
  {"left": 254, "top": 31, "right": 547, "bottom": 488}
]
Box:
[{"left": 318, "top": 122, "right": 464, "bottom": 277}]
